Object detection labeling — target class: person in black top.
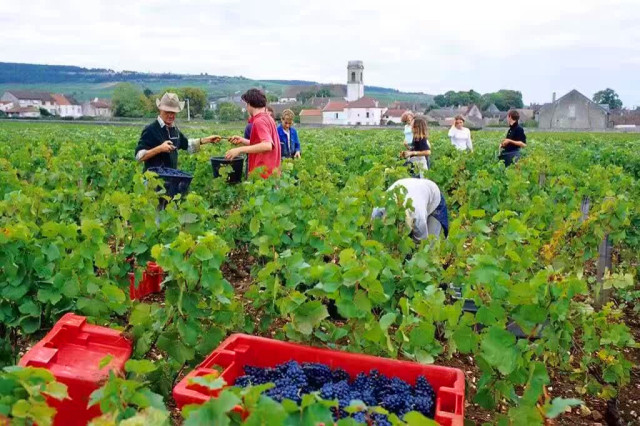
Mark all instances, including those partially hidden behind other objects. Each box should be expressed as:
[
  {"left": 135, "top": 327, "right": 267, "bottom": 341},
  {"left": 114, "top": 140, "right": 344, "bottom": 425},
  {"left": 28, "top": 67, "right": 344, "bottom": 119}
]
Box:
[
  {"left": 135, "top": 93, "right": 221, "bottom": 171},
  {"left": 401, "top": 115, "right": 431, "bottom": 177},
  {"left": 499, "top": 110, "right": 527, "bottom": 167}
]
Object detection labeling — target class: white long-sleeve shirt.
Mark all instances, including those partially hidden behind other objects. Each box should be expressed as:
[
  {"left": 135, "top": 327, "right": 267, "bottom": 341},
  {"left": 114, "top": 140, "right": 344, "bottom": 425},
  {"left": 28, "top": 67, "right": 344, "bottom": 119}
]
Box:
[
  {"left": 372, "top": 178, "right": 441, "bottom": 240},
  {"left": 448, "top": 126, "right": 473, "bottom": 151}
]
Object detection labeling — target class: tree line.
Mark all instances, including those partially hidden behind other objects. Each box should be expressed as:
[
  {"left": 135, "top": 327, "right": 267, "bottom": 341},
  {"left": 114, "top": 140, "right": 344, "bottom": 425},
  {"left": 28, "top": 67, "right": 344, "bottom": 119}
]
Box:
[{"left": 111, "top": 83, "right": 247, "bottom": 122}]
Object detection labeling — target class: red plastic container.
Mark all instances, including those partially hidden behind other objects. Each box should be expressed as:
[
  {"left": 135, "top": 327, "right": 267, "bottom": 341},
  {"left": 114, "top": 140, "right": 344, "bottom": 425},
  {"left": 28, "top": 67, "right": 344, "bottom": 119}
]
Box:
[
  {"left": 173, "top": 334, "right": 465, "bottom": 425},
  {"left": 19, "top": 313, "right": 132, "bottom": 426},
  {"left": 129, "top": 261, "right": 163, "bottom": 300}
]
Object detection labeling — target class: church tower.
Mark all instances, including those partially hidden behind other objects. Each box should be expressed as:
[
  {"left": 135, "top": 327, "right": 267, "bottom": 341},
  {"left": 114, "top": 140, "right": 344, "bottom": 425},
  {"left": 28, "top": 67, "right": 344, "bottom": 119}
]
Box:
[{"left": 346, "top": 60, "right": 364, "bottom": 101}]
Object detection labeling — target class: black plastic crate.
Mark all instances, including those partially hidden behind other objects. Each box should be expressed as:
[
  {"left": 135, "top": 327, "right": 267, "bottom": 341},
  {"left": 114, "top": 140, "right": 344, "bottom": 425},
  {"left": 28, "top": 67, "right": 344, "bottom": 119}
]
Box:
[{"left": 147, "top": 167, "right": 193, "bottom": 198}]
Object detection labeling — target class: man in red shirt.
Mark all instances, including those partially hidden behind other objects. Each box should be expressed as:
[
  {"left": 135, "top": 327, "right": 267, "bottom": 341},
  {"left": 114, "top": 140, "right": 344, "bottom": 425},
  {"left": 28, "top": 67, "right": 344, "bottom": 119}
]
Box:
[{"left": 226, "top": 89, "right": 281, "bottom": 178}]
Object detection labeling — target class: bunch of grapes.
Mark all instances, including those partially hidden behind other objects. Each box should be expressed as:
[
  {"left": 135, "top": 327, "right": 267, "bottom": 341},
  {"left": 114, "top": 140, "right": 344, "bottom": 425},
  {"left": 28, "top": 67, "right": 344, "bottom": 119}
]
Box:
[{"left": 233, "top": 361, "right": 436, "bottom": 424}]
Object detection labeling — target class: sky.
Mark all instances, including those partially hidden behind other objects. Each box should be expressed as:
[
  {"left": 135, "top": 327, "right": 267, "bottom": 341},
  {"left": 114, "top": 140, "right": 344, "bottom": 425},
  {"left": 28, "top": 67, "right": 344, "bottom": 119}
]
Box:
[{"left": 2, "top": 0, "right": 640, "bottom": 106}]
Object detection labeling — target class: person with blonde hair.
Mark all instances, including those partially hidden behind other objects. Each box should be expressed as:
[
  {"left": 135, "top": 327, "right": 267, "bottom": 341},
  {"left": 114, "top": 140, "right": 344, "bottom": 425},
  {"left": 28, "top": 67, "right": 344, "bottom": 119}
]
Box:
[
  {"left": 448, "top": 115, "right": 473, "bottom": 151},
  {"left": 277, "top": 108, "right": 301, "bottom": 158},
  {"left": 401, "top": 115, "right": 431, "bottom": 177},
  {"left": 401, "top": 111, "right": 414, "bottom": 149}
]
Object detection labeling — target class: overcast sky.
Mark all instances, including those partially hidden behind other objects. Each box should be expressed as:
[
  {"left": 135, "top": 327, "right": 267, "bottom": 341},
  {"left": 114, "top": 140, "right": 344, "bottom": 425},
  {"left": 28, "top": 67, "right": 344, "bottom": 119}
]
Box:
[{"left": 2, "top": 0, "right": 639, "bottom": 106}]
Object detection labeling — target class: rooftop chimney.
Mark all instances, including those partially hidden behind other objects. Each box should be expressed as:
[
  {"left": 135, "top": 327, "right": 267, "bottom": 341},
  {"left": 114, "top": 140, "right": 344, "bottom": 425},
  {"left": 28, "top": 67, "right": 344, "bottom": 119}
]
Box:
[{"left": 552, "top": 92, "right": 557, "bottom": 103}]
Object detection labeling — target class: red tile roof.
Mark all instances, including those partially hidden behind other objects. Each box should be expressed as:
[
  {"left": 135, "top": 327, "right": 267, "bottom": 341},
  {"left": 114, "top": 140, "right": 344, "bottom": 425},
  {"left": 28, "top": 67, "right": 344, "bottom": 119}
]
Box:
[
  {"left": 300, "top": 109, "right": 322, "bottom": 116},
  {"left": 91, "top": 99, "right": 111, "bottom": 108},
  {"left": 323, "top": 100, "right": 348, "bottom": 112},
  {"left": 346, "top": 97, "right": 379, "bottom": 108},
  {"left": 51, "top": 94, "right": 71, "bottom": 106}
]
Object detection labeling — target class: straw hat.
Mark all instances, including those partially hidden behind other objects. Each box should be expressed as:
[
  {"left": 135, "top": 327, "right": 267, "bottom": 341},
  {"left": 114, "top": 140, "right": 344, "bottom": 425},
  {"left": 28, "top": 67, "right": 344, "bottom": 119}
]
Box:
[{"left": 156, "top": 92, "right": 185, "bottom": 113}]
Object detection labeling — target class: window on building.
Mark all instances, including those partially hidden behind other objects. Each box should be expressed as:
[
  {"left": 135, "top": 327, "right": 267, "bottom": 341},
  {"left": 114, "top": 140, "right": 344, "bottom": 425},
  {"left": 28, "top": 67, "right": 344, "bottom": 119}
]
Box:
[
  {"left": 351, "top": 72, "right": 356, "bottom": 83},
  {"left": 568, "top": 105, "right": 576, "bottom": 119},
  {"left": 366, "top": 112, "right": 370, "bottom": 118},
  {"left": 335, "top": 113, "right": 338, "bottom": 119}
]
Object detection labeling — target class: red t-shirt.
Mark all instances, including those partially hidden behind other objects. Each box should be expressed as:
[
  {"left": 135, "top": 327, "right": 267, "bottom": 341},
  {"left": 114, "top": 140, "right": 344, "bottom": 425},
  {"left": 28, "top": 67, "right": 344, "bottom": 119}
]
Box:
[{"left": 248, "top": 112, "right": 281, "bottom": 178}]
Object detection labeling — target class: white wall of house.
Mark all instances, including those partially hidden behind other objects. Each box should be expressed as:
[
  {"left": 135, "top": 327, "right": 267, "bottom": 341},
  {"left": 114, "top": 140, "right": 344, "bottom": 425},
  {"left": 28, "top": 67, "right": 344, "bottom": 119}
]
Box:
[
  {"left": 278, "top": 97, "right": 297, "bottom": 103},
  {"left": 346, "top": 107, "right": 383, "bottom": 125},
  {"left": 95, "top": 107, "right": 112, "bottom": 117},
  {"left": 384, "top": 116, "right": 403, "bottom": 124},
  {"left": 57, "top": 104, "right": 83, "bottom": 118},
  {"left": 0, "top": 102, "right": 13, "bottom": 112},
  {"left": 322, "top": 110, "right": 347, "bottom": 125}
]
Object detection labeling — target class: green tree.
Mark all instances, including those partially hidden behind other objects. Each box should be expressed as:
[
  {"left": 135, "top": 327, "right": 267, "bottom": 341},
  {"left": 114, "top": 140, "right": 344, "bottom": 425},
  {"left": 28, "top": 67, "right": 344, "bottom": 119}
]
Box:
[
  {"left": 112, "top": 83, "right": 149, "bottom": 117},
  {"left": 162, "top": 87, "right": 208, "bottom": 117},
  {"left": 216, "top": 102, "right": 244, "bottom": 122},
  {"left": 297, "top": 90, "right": 318, "bottom": 104},
  {"left": 316, "top": 88, "right": 332, "bottom": 98},
  {"left": 203, "top": 109, "right": 214, "bottom": 120},
  {"left": 593, "top": 88, "right": 622, "bottom": 110},
  {"left": 266, "top": 93, "right": 279, "bottom": 103},
  {"left": 482, "top": 90, "right": 523, "bottom": 111},
  {"left": 143, "top": 88, "right": 153, "bottom": 97},
  {"left": 434, "top": 95, "right": 446, "bottom": 107}
]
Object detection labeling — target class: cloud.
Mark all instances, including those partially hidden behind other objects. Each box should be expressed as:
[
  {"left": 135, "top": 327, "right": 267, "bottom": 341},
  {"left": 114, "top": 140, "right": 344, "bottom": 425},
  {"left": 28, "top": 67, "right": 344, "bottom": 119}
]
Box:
[{"left": 2, "top": 0, "right": 639, "bottom": 105}]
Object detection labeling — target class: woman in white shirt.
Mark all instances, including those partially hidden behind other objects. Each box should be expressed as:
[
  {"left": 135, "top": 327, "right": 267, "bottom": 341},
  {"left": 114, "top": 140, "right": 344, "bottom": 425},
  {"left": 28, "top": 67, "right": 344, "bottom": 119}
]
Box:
[
  {"left": 448, "top": 115, "right": 473, "bottom": 151},
  {"left": 401, "top": 111, "right": 414, "bottom": 149}
]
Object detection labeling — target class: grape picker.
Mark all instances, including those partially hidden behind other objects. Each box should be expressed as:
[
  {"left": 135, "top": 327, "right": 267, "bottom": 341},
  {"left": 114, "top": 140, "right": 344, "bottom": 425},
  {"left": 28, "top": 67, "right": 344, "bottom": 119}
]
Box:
[
  {"left": 498, "top": 109, "right": 527, "bottom": 166},
  {"left": 226, "top": 89, "right": 282, "bottom": 178},
  {"left": 372, "top": 178, "right": 449, "bottom": 242},
  {"left": 135, "top": 92, "right": 221, "bottom": 171}
]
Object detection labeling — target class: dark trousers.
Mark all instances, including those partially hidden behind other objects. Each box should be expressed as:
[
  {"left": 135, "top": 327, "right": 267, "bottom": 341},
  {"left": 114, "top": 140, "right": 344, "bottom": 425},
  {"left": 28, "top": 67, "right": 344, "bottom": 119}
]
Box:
[{"left": 499, "top": 150, "right": 521, "bottom": 167}]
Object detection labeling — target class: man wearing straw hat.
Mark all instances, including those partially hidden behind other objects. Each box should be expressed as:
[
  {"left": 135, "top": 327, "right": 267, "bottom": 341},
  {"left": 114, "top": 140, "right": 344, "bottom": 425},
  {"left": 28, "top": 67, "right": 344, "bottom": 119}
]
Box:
[{"left": 135, "top": 92, "right": 221, "bottom": 171}]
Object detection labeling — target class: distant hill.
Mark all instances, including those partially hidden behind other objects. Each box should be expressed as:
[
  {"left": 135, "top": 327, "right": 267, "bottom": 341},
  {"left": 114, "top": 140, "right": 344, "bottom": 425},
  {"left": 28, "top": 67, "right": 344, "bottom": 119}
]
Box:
[{"left": 0, "top": 62, "right": 433, "bottom": 104}]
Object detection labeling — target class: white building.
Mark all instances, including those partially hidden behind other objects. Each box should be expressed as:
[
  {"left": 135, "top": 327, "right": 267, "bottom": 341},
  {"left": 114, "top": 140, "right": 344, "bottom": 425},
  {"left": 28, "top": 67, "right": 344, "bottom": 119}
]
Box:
[
  {"left": 278, "top": 97, "right": 298, "bottom": 103},
  {"left": 346, "top": 61, "right": 364, "bottom": 102},
  {"left": 6, "top": 106, "right": 41, "bottom": 118},
  {"left": 0, "top": 101, "right": 13, "bottom": 112},
  {"left": 51, "top": 94, "right": 82, "bottom": 118},
  {"left": 383, "top": 109, "right": 408, "bottom": 124},
  {"left": 1, "top": 90, "right": 57, "bottom": 114},
  {"left": 82, "top": 98, "right": 113, "bottom": 118},
  {"left": 322, "top": 100, "right": 348, "bottom": 125},
  {"left": 345, "top": 97, "right": 385, "bottom": 126}
]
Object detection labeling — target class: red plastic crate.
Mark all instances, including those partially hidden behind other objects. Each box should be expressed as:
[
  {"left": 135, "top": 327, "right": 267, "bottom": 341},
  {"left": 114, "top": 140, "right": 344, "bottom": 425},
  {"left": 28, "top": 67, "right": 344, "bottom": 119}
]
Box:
[
  {"left": 129, "top": 261, "right": 163, "bottom": 300},
  {"left": 19, "top": 313, "right": 132, "bottom": 426},
  {"left": 173, "top": 334, "right": 465, "bottom": 425}
]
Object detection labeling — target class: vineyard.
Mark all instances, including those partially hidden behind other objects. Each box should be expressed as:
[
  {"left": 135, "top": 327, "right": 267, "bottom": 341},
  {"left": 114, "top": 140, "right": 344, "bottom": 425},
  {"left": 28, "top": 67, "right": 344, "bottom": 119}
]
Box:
[{"left": 0, "top": 121, "right": 639, "bottom": 425}]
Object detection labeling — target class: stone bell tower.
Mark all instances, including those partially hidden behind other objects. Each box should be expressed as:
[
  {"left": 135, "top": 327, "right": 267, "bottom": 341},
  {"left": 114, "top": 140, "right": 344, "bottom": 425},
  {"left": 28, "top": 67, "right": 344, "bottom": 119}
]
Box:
[{"left": 346, "top": 60, "right": 364, "bottom": 102}]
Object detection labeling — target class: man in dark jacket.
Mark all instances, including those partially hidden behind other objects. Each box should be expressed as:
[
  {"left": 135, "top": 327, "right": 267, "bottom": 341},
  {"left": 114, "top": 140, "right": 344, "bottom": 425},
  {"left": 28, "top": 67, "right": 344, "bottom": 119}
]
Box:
[
  {"left": 498, "top": 110, "right": 527, "bottom": 167},
  {"left": 135, "top": 93, "right": 221, "bottom": 171}
]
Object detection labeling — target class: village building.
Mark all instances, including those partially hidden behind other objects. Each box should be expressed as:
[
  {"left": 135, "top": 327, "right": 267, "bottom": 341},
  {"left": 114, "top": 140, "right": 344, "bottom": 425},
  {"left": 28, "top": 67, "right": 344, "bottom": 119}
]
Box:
[
  {"left": 1, "top": 90, "right": 57, "bottom": 114},
  {"left": 299, "top": 109, "right": 323, "bottom": 125},
  {"left": 51, "top": 94, "right": 82, "bottom": 118},
  {"left": 537, "top": 89, "right": 609, "bottom": 130},
  {"left": 427, "top": 105, "right": 483, "bottom": 127},
  {"left": 345, "top": 97, "right": 383, "bottom": 125},
  {"left": 322, "top": 100, "right": 348, "bottom": 125},
  {"left": 483, "top": 103, "right": 508, "bottom": 126},
  {"left": 5, "top": 106, "right": 41, "bottom": 118},
  {"left": 346, "top": 61, "right": 364, "bottom": 102},
  {"left": 81, "top": 98, "right": 113, "bottom": 118},
  {"left": 0, "top": 101, "right": 13, "bottom": 112},
  {"left": 383, "top": 109, "right": 409, "bottom": 124}
]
